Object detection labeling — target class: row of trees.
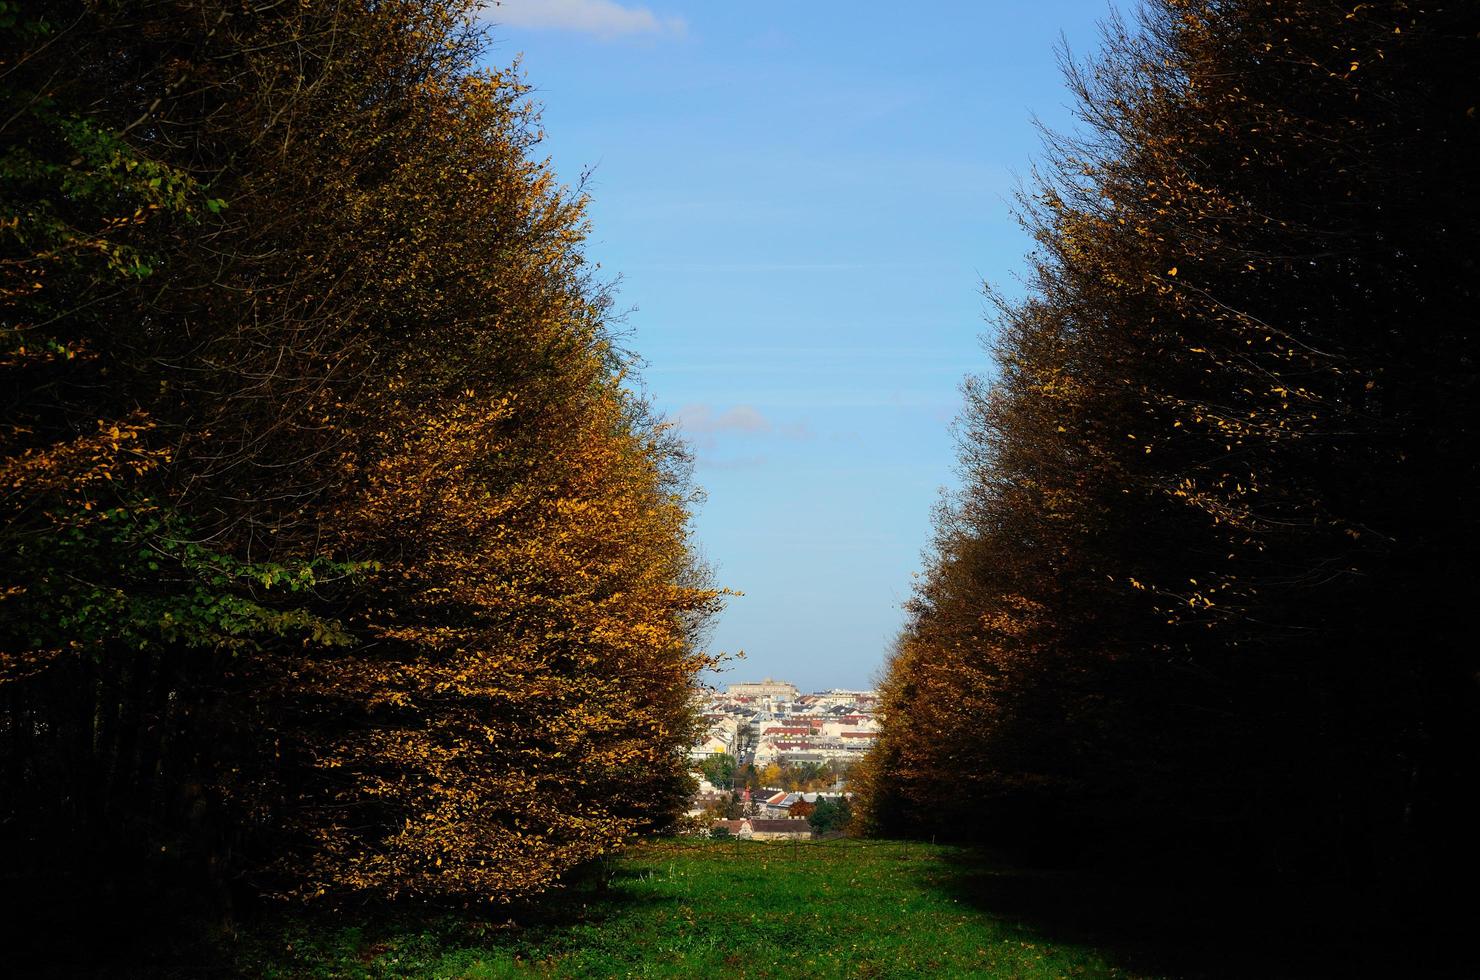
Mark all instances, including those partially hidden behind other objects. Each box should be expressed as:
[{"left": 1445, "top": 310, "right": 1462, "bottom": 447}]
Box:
[
  {"left": 758, "top": 759, "right": 851, "bottom": 792},
  {"left": 702, "top": 790, "right": 852, "bottom": 835},
  {"left": 1, "top": 0, "right": 720, "bottom": 912},
  {"left": 700, "top": 753, "right": 852, "bottom": 794},
  {"left": 857, "top": 0, "right": 1479, "bottom": 910}
]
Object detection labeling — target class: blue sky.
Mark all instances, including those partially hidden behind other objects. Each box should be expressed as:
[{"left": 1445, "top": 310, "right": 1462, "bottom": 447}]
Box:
[{"left": 479, "top": 1, "right": 1120, "bottom": 691}]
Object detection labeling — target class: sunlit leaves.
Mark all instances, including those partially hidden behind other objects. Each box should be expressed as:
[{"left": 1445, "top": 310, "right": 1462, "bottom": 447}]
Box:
[{"left": 2, "top": 0, "right": 720, "bottom": 909}]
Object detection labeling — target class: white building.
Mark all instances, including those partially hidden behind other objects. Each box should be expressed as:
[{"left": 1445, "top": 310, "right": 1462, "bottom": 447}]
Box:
[
  {"left": 727, "top": 677, "right": 800, "bottom": 700},
  {"left": 687, "top": 715, "right": 739, "bottom": 761}
]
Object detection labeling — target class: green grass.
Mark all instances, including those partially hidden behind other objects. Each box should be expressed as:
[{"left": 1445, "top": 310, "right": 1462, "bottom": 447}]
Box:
[{"left": 238, "top": 839, "right": 1146, "bottom": 979}]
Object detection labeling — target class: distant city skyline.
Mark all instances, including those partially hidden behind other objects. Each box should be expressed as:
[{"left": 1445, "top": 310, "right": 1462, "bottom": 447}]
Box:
[{"left": 483, "top": 1, "right": 1124, "bottom": 691}]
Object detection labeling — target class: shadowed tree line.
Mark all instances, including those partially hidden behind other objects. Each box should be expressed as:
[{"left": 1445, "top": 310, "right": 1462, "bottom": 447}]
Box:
[
  {"left": 856, "top": 0, "right": 1479, "bottom": 932},
  {"left": 1, "top": 0, "right": 721, "bottom": 933}
]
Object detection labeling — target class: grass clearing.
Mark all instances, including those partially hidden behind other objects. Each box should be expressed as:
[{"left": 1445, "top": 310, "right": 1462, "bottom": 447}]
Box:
[{"left": 241, "top": 838, "right": 1142, "bottom": 978}]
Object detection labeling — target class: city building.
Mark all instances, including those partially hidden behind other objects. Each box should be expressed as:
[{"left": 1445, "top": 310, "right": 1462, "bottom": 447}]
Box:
[{"left": 726, "top": 677, "right": 800, "bottom": 700}]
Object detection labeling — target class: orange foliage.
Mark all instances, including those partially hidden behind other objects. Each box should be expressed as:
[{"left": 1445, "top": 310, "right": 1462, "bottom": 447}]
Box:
[
  {"left": 859, "top": 0, "right": 1480, "bottom": 903},
  {"left": 2, "top": 0, "right": 722, "bottom": 907}
]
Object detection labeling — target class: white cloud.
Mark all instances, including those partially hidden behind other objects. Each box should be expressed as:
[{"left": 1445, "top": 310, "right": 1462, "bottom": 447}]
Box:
[
  {"left": 482, "top": 0, "right": 686, "bottom": 39},
  {"left": 674, "top": 405, "right": 813, "bottom": 453},
  {"left": 675, "top": 404, "right": 771, "bottom": 436}
]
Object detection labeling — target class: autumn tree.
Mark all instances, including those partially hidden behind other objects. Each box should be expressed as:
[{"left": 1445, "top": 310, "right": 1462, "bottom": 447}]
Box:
[
  {"left": 1, "top": 0, "right": 371, "bottom": 913},
  {"left": 861, "top": 0, "right": 1480, "bottom": 909},
  {"left": 701, "top": 753, "right": 739, "bottom": 788},
  {"left": 808, "top": 797, "right": 852, "bottom": 836},
  {"left": 2, "top": 0, "right": 721, "bottom": 917}
]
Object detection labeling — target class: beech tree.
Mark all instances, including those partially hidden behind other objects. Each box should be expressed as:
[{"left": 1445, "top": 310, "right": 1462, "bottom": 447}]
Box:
[
  {"left": 2, "top": 0, "right": 720, "bottom": 909},
  {"left": 860, "top": 0, "right": 1480, "bottom": 904}
]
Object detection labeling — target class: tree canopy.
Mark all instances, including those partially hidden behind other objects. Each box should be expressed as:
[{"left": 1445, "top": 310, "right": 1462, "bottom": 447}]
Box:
[
  {"left": 2, "top": 0, "right": 721, "bottom": 909},
  {"left": 856, "top": 0, "right": 1480, "bottom": 910}
]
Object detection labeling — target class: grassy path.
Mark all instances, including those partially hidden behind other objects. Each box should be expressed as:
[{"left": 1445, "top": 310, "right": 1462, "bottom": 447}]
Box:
[{"left": 245, "top": 839, "right": 1144, "bottom": 978}]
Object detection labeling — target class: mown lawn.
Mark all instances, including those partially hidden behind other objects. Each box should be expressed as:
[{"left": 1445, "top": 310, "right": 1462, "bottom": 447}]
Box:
[{"left": 239, "top": 838, "right": 1145, "bottom": 979}]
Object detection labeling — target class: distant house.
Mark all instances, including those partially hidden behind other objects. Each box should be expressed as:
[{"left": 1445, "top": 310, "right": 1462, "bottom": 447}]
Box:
[
  {"left": 686, "top": 789, "right": 733, "bottom": 817},
  {"left": 746, "top": 819, "right": 813, "bottom": 841},
  {"left": 711, "top": 817, "right": 813, "bottom": 841},
  {"left": 688, "top": 733, "right": 731, "bottom": 761},
  {"left": 713, "top": 819, "right": 751, "bottom": 838},
  {"left": 755, "top": 791, "right": 849, "bottom": 819}
]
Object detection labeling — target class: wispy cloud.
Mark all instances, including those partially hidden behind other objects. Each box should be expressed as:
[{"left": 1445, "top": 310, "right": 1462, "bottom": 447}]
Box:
[
  {"left": 699, "top": 454, "right": 770, "bottom": 471},
  {"left": 481, "top": 0, "right": 686, "bottom": 40},
  {"left": 674, "top": 404, "right": 812, "bottom": 444},
  {"left": 676, "top": 404, "right": 771, "bottom": 436}
]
